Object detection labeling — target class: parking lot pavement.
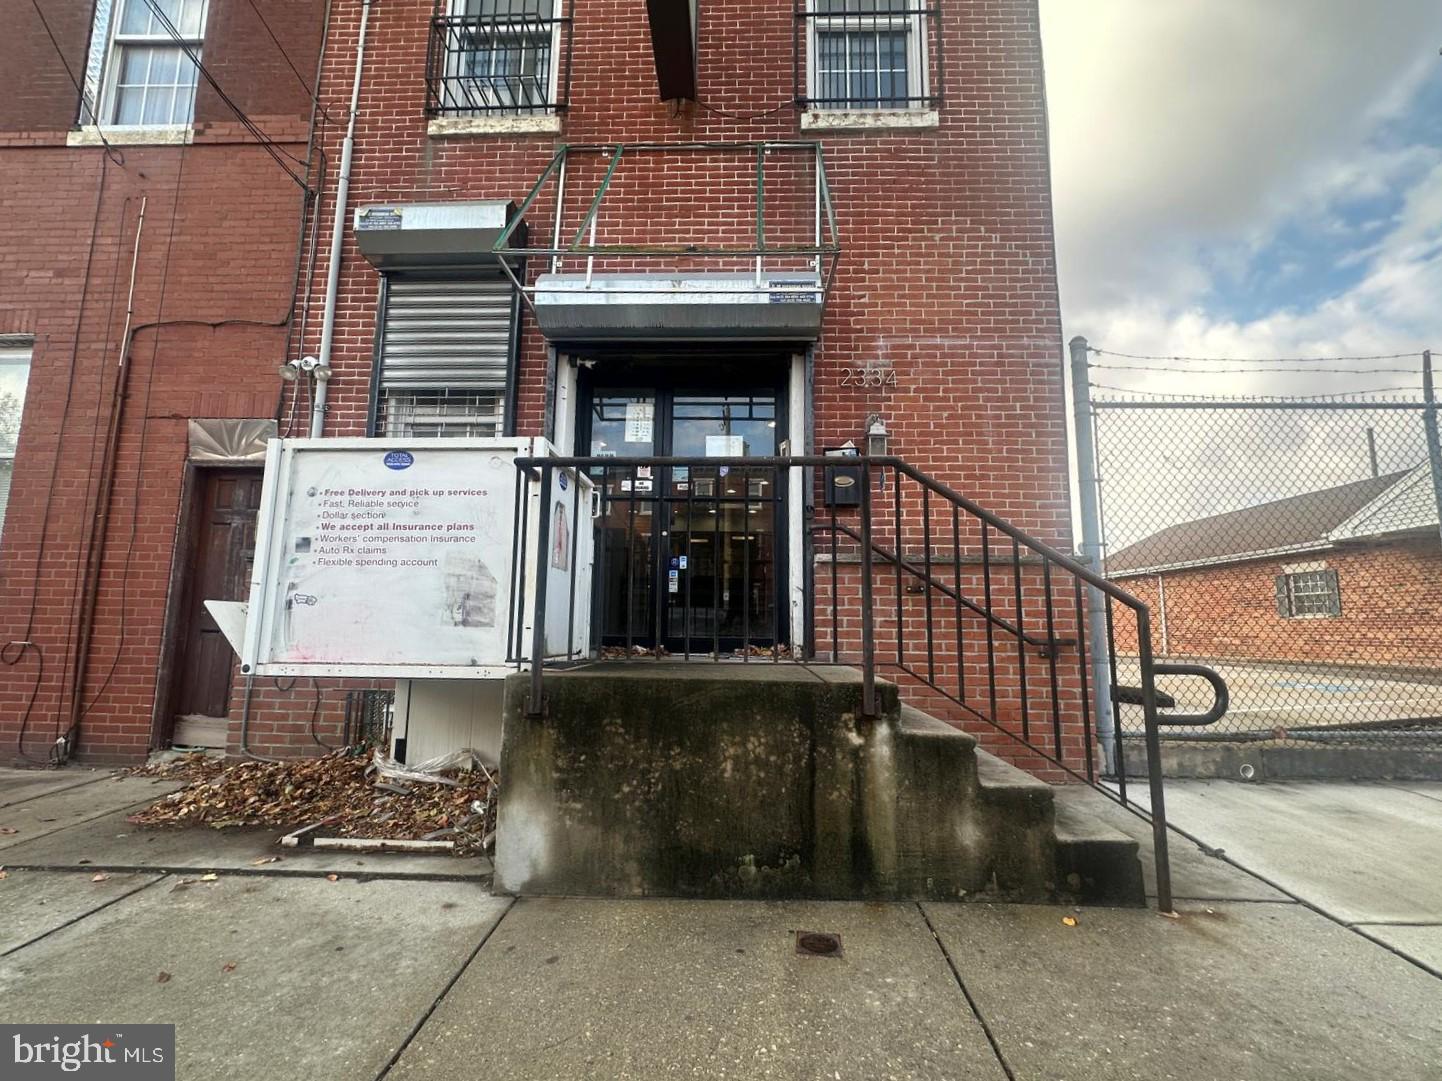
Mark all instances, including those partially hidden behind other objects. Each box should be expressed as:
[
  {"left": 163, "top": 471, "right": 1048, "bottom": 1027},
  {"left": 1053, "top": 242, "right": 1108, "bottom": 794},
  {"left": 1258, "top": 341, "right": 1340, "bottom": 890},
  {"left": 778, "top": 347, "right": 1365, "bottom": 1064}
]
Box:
[{"left": 1116, "top": 657, "right": 1442, "bottom": 734}]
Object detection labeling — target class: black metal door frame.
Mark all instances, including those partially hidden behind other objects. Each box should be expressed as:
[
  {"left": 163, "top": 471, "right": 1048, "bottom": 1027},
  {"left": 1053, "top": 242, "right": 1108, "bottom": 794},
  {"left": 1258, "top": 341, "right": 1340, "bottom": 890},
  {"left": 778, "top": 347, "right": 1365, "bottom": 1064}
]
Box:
[{"left": 576, "top": 358, "right": 790, "bottom": 653}]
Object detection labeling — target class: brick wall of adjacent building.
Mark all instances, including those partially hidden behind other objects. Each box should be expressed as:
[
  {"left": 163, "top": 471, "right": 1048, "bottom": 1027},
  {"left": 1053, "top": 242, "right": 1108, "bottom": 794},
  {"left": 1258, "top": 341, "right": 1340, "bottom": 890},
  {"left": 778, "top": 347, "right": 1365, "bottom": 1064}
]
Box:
[
  {"left": 0, "top": 0, "right": 324, "bottom": 765},
  {"left": 1112, "top": 538, "right": 1442, "bottom": 669}
]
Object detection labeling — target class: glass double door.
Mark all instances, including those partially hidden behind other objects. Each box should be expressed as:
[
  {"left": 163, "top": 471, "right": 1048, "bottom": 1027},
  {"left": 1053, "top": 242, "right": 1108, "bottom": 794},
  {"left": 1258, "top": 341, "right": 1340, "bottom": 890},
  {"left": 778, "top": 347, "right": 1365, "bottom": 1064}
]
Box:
[{"left": 585, "top": 387, "right": 785, "bottom": 654}]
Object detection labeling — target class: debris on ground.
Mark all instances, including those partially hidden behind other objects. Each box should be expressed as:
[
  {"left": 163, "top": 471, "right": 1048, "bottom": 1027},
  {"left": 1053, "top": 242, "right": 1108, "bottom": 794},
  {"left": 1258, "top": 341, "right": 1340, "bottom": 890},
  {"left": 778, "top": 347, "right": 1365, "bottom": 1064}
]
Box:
[{"left": 127, "top": 749, "right": 496, "bottom": 857}]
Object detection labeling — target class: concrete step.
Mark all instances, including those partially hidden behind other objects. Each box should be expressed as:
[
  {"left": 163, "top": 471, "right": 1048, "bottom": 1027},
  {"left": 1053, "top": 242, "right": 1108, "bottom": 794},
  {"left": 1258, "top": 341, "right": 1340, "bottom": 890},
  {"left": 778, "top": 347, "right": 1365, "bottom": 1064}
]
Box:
[
  {"left": 1051, "top": 787, "right": 1146, "bottom": 907},
  {"left": 495, "top": 664, "right": 1144, "bottom": 906}
]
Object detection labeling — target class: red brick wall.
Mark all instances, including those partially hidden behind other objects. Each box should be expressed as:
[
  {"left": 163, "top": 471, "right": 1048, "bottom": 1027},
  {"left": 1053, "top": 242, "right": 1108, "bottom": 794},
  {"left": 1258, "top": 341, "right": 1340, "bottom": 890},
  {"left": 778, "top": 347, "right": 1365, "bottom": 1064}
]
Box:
[
  {"left": 1113, "top": 539, "right": 1442, "bottom": 669},
  {"left": 0, "top": 0, "right": 324, "bottom": 765},
  {"left": 4, "top": 0, "right": 1072, "bottom": 767},
  {"left": 292, "top": 0, "right": 1070, "bottom": 767}
]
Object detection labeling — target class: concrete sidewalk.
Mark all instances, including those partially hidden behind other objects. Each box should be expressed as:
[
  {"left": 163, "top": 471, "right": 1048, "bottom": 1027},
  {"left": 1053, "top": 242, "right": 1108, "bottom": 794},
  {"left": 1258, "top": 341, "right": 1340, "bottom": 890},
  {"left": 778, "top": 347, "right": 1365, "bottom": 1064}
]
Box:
[
  {"left": 3, "top": 768, "right": 1441, "bottom": 1080},
  {"left": 1087, "top": 778, "right": 1442, "bottom": 973}
]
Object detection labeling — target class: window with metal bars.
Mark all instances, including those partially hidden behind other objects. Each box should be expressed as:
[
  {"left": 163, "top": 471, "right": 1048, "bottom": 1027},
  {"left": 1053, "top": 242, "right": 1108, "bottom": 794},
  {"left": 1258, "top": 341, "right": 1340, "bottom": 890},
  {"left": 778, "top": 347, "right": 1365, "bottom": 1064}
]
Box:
[
  {"left": 428, "top": 0, "right": 571, "bottom": 116},
  {"left": 1276, "top": 569, "right": 1342, "bottom": 619},
  {"left": 371, "top": 275, "right": 516, "bottom": 439},
  {"left": 799, "top": 0, "right": 938, "bottom": 111}
]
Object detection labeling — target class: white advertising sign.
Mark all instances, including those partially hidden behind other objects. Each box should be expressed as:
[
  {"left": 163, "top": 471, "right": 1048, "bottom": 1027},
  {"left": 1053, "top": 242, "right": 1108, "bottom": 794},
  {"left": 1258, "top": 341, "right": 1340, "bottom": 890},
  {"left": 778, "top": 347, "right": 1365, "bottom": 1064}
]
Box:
[{"left": 242, "top": 438, "right": 592, "bottom": 677}]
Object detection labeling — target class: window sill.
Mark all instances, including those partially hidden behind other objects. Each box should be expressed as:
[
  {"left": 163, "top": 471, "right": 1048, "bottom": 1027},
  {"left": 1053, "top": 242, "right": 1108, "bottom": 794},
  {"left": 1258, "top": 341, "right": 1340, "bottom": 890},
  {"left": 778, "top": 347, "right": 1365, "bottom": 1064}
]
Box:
[
  {"left": 800, "top": 109, "right": 939, "bottom": 132},
  {"left": 67, "top": 125, "right": 193, "bottom": 147},
  {"left": 427, "top": 114, "right": 562, "bottom": 138}
]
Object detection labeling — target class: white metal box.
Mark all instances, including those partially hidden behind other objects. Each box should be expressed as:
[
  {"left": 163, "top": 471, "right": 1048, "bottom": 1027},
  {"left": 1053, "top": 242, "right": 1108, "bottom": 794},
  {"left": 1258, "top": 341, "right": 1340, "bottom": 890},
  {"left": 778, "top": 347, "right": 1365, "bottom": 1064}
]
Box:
[{"left": 240, "top": 437, "right": 593, "bottom": 679}]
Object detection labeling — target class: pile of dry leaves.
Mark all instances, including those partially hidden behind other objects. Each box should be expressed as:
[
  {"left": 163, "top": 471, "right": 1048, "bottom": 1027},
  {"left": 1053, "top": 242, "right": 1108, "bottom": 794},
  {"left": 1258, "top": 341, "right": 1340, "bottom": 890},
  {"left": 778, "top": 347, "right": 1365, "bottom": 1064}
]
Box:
[{"left": 128, "top": 751, "right": 495, "bottom": 856}]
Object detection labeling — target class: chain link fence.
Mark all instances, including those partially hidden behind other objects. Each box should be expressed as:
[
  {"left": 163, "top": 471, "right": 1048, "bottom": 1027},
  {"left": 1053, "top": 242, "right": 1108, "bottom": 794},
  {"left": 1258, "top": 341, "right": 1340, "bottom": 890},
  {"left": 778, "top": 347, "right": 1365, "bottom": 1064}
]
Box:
[{"left": 1081, "top": 353, "right": 1442, "bottom": 766}]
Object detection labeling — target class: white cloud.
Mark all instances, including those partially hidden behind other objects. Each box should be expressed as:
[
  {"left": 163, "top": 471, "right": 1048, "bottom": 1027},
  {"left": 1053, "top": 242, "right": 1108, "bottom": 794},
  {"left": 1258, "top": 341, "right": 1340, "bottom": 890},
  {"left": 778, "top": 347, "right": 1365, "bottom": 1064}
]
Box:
[{"left": 1040, "top": 0, "right": 1442, "bottom": 368}]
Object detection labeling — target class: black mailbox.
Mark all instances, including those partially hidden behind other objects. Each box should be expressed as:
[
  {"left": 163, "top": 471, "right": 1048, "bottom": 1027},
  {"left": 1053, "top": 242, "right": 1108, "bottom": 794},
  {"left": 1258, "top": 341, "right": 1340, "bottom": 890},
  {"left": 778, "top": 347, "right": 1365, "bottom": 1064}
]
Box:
[{"left": 824, "top": 446, "right": 862, "bottom": 507}]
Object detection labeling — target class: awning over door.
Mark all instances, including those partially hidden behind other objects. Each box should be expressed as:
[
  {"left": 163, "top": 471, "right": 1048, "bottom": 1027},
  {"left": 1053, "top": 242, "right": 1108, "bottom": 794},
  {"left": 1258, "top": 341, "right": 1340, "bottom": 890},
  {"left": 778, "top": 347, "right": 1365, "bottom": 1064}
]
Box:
[{"left": 492, "top": 142, "right": 841, "bottom": 344}]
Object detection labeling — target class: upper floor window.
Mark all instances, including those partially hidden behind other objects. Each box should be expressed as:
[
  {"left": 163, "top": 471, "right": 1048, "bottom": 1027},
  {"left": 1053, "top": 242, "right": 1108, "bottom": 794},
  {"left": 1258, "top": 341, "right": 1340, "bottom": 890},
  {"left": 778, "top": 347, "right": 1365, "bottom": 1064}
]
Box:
[
  {"left": 0, "top": 341, "right": 33, "bottom": 546},
  {"left": 84, "top": 0, "right": 208, "bottom": 127},
  {"left": 800, "top": 0, "right": 938, "bottom": 112},
  {"left": 428, "top": 0, "right": 571, "bottom": 117}
]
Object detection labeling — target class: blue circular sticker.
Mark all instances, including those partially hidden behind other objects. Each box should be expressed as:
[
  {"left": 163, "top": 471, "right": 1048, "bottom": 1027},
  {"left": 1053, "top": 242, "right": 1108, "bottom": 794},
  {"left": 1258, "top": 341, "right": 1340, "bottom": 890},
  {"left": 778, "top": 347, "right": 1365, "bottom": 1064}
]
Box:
[{"left": 383, "top": 450, "right": 415, "bottom": 470}]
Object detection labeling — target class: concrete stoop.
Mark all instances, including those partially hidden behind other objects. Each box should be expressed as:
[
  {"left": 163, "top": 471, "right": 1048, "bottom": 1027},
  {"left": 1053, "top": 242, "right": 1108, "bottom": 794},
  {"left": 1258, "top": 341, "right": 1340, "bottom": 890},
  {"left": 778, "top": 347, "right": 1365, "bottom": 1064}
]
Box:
[{"left": 495, "top": 664, "right": 1144, "bottom": 906}]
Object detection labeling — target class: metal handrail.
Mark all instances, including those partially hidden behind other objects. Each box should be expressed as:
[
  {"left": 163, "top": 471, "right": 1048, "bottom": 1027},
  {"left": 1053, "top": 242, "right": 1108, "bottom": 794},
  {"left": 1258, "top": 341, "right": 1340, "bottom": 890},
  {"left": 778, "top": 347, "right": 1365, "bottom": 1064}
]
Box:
[{"left": 511, "top": 453, "right": 1185, "bottom": 911}]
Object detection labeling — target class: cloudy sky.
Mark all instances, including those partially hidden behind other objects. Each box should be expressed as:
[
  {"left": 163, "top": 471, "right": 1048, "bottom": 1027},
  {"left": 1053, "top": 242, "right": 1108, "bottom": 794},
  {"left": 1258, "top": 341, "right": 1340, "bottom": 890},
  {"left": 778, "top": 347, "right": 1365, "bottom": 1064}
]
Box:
[{"left": 1039, "top": 0, "right": 1442, "bottom": 399}]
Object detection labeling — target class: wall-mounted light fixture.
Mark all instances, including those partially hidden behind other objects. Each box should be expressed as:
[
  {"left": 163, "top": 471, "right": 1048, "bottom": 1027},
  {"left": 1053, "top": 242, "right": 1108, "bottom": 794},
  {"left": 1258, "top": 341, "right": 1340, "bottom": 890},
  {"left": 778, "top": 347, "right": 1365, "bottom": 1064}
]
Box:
[
  {"left": 866, "top": 414, "right": 889, "bottom": 457},
  {"left": 278, "top": 354, "right": 332, "bottom": 383}
]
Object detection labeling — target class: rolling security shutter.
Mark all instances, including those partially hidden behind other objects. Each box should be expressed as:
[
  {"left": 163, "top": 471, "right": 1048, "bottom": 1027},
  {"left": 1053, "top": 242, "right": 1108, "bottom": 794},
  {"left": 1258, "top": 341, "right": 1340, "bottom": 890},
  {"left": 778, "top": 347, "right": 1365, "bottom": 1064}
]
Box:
[{"left": 379, "top": 276, "right": 514, "bottom": 391}]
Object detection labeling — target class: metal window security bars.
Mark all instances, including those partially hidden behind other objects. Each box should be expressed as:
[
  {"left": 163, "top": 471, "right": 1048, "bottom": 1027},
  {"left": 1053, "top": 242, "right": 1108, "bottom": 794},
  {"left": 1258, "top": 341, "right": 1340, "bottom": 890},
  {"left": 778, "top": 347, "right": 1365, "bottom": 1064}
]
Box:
[
  {"left": 508, "top": 452, "right": 1231, "bottom": 913},
  {"left": 490, "top": 142, "right": 842, "bottom": 318},
  {"left": 426, "top": 0, "right": 575, "bottom": 116},
  {"left": 794, "top": 1, "right": 943, "bottom": 111}
]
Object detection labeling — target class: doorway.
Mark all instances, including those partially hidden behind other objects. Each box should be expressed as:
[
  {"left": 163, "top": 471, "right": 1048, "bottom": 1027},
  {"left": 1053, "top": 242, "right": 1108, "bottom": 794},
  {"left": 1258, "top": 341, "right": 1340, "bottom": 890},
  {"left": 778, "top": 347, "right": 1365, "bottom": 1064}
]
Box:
[
  {"left": 169, "top": 469, "right": 263, "bottom": 745},
  {"left": 579, "top": 365, "right": 788, "bottom": 654}
]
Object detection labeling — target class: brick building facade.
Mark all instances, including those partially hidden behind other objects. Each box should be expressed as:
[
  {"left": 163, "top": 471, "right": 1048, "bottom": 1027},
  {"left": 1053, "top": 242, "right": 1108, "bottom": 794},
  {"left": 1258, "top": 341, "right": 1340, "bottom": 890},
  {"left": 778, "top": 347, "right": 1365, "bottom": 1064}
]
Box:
[
  {"left": 1109, "top": 469, "right": 1442, "bottom": 671},
  {"left": 0, "top": 0, "right": 328, "bottom": 764},
  {"left": 2, "top": 0, "right": 1069, "bottom": 767}
]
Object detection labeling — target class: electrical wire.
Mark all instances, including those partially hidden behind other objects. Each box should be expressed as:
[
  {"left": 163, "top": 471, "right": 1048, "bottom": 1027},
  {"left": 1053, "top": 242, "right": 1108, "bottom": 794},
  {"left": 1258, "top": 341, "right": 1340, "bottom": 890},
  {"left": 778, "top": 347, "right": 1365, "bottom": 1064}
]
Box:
[
  {"left": 75, "top": 147, "right": 189, "bottom": 734},
  {"left": 241, "top": 0, "right": 337, "bottom": 123},
  {"left": 694, "top": 97, "right": 795, "bottom": 121},
  {"left": 1084, "top": 348, "right": 1424, "bottom": 366},
  {"left": 1088, "top": 382, "right": 1426, "bottom": 402},
  {"left": 6, "top": 155, "right": 112, "bottom": 761},
  {"left": 138, "top": 0, "right": 312, "bottom": 189},
  {"left": 1090, "top": 363, "right": 1420, "bottom": 375},
  {"left": 28, "top": 0, "right": 126, "bottom": 166}
]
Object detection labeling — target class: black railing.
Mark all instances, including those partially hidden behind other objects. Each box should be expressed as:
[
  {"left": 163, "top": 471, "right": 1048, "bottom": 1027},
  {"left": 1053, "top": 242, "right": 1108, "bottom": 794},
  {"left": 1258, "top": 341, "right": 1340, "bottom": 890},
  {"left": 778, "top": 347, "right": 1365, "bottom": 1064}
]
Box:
[
  {"left": 425, "top": 2, "right": 574, "bottom": 117},
  {"left": 794, "top": 3, "right": 943, "bottom": 111},
  {"left": 510, "top": 454, "right": 1229, "bottom": 912}
]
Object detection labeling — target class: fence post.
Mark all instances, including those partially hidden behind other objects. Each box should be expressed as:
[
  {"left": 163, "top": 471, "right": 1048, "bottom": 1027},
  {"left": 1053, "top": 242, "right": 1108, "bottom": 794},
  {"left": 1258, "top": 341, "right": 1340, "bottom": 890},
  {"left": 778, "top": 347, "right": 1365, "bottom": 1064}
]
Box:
[
  {"left": 1069, "top": 336, "right": 1117, "bottom": 775},
  {"left": 1422, "top": 351, "right": 1442, "bottom": 552}
]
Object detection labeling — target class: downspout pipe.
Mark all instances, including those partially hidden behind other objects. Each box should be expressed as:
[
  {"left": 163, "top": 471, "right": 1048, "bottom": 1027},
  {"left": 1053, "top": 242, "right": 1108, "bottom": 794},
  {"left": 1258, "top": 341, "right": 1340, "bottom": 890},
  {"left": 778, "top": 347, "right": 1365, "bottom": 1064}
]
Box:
[
  {"left": 1069, "top": 335, "right": 1117, "bottom": 775},
  {"left": 311, "top": 0, "right": 374, "bottom": 438}
]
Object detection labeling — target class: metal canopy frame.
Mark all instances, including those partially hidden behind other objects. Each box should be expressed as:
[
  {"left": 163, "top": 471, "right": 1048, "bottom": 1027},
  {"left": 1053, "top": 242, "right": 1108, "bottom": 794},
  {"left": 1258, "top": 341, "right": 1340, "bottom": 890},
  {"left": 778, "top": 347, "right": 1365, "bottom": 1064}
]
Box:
[{"left": 491, "top": 141, "right": 843, "bottom": 315}]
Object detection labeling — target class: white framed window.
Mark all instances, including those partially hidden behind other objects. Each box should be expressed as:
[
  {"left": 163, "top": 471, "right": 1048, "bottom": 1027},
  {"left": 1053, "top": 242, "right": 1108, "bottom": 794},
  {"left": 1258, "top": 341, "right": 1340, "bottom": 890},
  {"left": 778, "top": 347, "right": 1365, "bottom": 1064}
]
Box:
[
  {"left": 1276, "top": 568, "right": 1341, "bottom": 619},
  {"left": 0, "top": 342, "right": 34, "bottom": 547},
  {"left": 805, "top": 0, "right": 931, "bottom": 111},
  {"left": 436, "top": 0, "right": 562, "bottom": 116},
  {"left": 83, "top": 0, "right": 208, "bottom": 128}
]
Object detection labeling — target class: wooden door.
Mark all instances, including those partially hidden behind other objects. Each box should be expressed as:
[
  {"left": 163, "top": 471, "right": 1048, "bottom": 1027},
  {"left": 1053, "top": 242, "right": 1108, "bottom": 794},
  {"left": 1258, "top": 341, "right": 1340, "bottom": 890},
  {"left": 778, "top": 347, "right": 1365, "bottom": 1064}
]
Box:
[{"left": 172, "top": 470, "right": 263, "bottom": 719}]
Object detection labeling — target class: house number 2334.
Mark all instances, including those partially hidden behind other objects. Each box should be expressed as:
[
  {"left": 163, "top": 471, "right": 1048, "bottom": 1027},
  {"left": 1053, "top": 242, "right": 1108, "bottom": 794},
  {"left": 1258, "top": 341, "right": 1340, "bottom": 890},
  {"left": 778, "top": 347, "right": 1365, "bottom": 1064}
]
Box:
[{"left": 840, "top": 365, "right": 897, "bottom": 388}]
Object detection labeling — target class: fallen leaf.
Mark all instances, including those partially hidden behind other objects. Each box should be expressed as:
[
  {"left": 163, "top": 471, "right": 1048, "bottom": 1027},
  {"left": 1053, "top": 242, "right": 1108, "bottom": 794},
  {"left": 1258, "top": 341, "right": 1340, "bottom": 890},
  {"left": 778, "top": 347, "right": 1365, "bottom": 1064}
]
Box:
[
  {"left": 199, "top": 873, "right": 219, "bottom": 882},
  {"left": 1158, "top": 910, "right": 1181, "bottom": 921},
  {"left": 221, "top": 962, "right": 237, "bottom": 974},
  {"left": 325, "top": 874, "right": 340, "bottom": 883},
  {"left": 91, "top": 873, "right": 110, "bottom": 883},
  {"left": 1061, "top": 915, "right": 1079, "bottom": 927},
  {"left": 156, "top": 971, "right": 172, "bottom": 984},
  {"left": 0, "top": 827, "right": 18, "bottom": 835},
  {"left": 249, "top": 856, "right": 280, "bottom": 866},
  {"left": 0, "top": 869, "right": 8, "bottom": 880}
]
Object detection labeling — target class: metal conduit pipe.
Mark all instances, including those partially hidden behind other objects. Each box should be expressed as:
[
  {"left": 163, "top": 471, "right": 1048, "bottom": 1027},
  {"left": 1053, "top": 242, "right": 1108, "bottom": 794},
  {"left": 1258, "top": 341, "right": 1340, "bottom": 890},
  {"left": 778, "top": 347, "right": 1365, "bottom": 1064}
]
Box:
[{"left": 311, "top": 0, "right": 374, "bottom": 438}]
